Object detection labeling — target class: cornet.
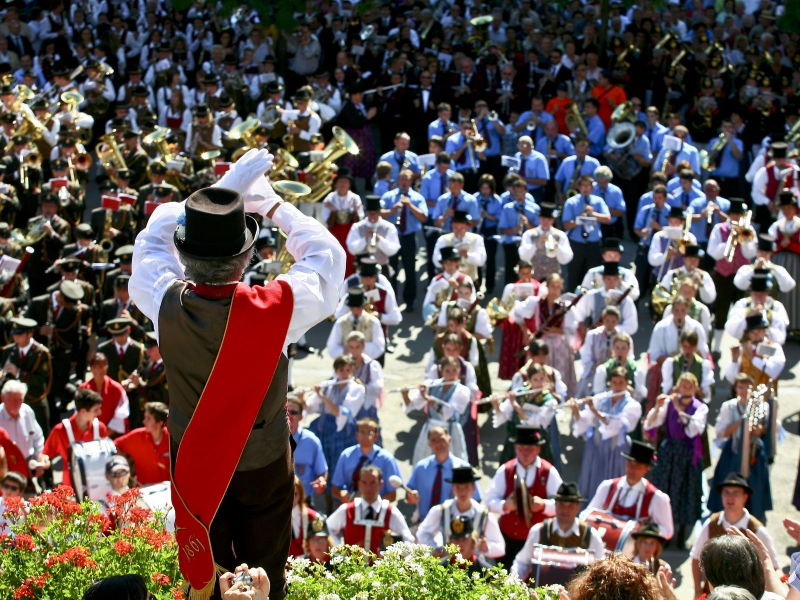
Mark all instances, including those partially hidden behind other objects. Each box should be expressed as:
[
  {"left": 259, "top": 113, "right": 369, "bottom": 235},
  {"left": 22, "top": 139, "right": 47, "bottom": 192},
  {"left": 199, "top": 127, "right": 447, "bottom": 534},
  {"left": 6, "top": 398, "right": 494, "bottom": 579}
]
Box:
[{"left": 544, "top": 232, "right": 558, "bottom": 258}]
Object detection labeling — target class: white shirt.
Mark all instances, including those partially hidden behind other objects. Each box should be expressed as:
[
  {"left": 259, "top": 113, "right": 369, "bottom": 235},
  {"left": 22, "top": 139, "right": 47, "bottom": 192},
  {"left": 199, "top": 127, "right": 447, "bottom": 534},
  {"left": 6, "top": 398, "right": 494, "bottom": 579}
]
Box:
[
  {"left": 326, "top": 312, "right": 386, "bottom": 359},
  {"left": 333, "top": 278, "right": 401, "bottom": 327},
  {"left": 435, "top": 302, "right": 493, "bottom": 339},
  {"left": 647, "top": 315, "right": 708, "bottom": 362},
  {"left": 571, "top": 392, "right": 642, "bottom": 441},
  {"left": 432, "top": 233, "right": 487, "bottom": 270},
  {"left": 518, "top": 227, "right": 574, "bottom": 265},
  {"left": 725, "top": 297, "right": 789, "bottom": 346},
  {"left": 345, "top": 218, "right": 401, "bottom": 262},
  {"left": 0, "top": 403, "right": 44, "bottom": 458},
  {"left": 644, "top": 398, "right": 708, "bottom": 437},
  {"left": 404, "top": 379, "right": 471, "bottom": 422},
  {"left": 327, "top": 496, "right": 414, "bottom": 545},
  {"left": 751, "top": 163, "right": 799, "bottom": 206},
  {"left": 321, "top": 191, "right": 364, "bottom": 223},
  {"left": 511, "top": 517, "right": 606, "bottom": 579},
  {"left": 659, "top": 267, "right": 716, "bottom": 304},
  {"left": 660, "top": 356, "right": 714, "bottom": 399},
  {"left": 306, "top": 379, "right": 365, "bottom": 433},
  {"left": 416, "top": 498, "right": 505, "bottom": 558},
  {"left": 582, "top": 477, "right": 674, "bottom": 540},
  {"left": 707, "top": 221, "right": 757, "bottom": 262},
  {"left": 423, "top": 272, "right": 476, "bottom": 308},
  {"left": 734, "top": 261, "right": 796, "bottom": 294},
  {"left": 425, "top": 361, "right": 478, "bottom": 396},
  {"left": 492, "top": 395, "right": 558, "bottom": 430},
  {"left": 129, "top": 173, "right": 345, "bottom": 352},
  {"left": 280, "top": 109, "right": 322, "bottom": 141},
  {"left": 580, "top": 265, "right": 640, "bottom": 301},
  {"left": 723, "top": 339, "right": 786, "bottom": 384},
  {"left": 513, "top": 295, "right": 576, "bottom": 338},
  {"left": 485, "top": 456, "right": 562, "bottom": 515},
  {"left": 183, "top": 121, "right": 223, "bottom": 152},
  {"left": 689, "top": 509, "right": 780, "bottom": 568},
  {"left": 647, "top": 230, "right": 698, "bottom": 269},
  {"left": 568, "top": 288, "right": 638, "bottom": 336}
]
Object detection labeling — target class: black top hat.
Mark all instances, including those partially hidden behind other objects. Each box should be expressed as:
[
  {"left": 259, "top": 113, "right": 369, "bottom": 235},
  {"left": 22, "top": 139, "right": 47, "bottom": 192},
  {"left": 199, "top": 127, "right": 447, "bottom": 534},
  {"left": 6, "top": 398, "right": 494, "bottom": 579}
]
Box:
[
  {"left": 602, "top": 261, "right": 620, "bottom": 277},
  {"left": 223, "top": 53, "right": 238, "bottom": 65},
  {"left": 778, "top": 191, "right": 798, "bottom": 207},
  {"left": 509, "top": 425, "right": 547, "bottom": 446},
  {"left": 255, "top": 234, "right": 276, "bottom": 251},
  {"left": 729, "top": 199, "right": 747, "bottom": 214},
  {"left": 681, "top": 244, "right": 704, "bottom": 258},
  {"left": 758, "top": 235, "right": 776, "bottom": 253},
  {"left": 59, "top": 280, "right": 85, "bottom": 303},
  {"left": 150, "top": 161, "right": 167, "bottom": 175},
  {"left": 292, "top": 87, "right": 313, "bottom": 101},
  {"left": 744, "top": 313, "right": 769, "bottom": 332},
  {"left": 307, "top": 515, "right": 330, "bottom": 538},
  {"left": 750, "top": 268, "right": 773, "bottom": 292},
  {"left": 360, "top": 260, "right": 380, "bottom": 278},
  {"left": 771, "top": 142, "right": 788, "bottom": 158},
  {"left": 631, "top": 523, "right": 668, "bottom": 545},
  {"left": 539, "top": 202, "right": 559, "bottom": 219},
  {"left": 9, "top": 317, "right": 37, "bottom": 335},
  {"left": 668, "top": 206, "right": 685, "bottom": 219},
  {"left": 452, "top": 210, "right": 472, "bottom": 224},
  {"left": 144, "top": 331, "right": 158, "bottom": 347},
  {"left": 194, "top": 103, "right": 210, "bottom": 118},
  {"left": 175, "top": 188, "right": 258, "bottom": 261},
  {"left": 713, "top": 472, "right": 754, "bottom": 495},
  {"left": 364, "top": 195, "right": 381, "bottom": 211},
  {"left": 335, "top": 167, "right": 354, "bottom": 185},
  {"left": 106, "top": 318, "right": 133, "bottom": 335},
  {"left": 440, "top": 246, "right": 460, "bottom": 262},
  {"left": 602, "top": 237, "right": 623, "bottom": 253},
  {"left": 449, "top": 516, "right": 474, "bottom": 539},
  {"left": 132, "top": 86, "right": 149, "bottom": 98},
  {"left": 346, "top": 286, "right": 368, "bottom": 307},
  {"left": 620, "top": 440, "right": 656, "bottom": 466},
  {"left": 75, "top": 223, "right": 93, "bottom": 238},
  {"left": 265, "top": 81, "right": 284, "bottom": 95},
  {"left": 218, "top": 93, "right": 234, "bottom": 108},
  {"left": 445, "top": 466, "right": 479, "bottom": 484},
  {"left": 551, "top": 481, "right": 587, "bottom": 503}
]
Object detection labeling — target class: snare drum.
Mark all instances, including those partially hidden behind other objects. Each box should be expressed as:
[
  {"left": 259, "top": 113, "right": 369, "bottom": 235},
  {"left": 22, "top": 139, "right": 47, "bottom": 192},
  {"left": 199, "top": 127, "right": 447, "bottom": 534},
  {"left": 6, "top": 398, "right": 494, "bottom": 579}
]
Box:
[
  {"left": 137, "top": 482, "right": 175, "bottom": 532},
  {"left": 583, "top": 509, "right": 641, "bottom": 556},
  {"left": 69, "top": 439, "right": 118, "bottom": 501},
  {"left": 531, "top": 544, "right": 594, "bottom": 586}
]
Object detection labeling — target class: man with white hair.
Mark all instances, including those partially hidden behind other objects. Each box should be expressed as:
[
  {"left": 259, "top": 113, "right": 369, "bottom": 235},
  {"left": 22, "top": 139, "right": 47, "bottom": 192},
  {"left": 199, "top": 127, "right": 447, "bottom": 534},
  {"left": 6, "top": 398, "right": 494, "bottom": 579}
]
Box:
[{"left": 0, "top": 380, "right": 47, "bottom": 479}]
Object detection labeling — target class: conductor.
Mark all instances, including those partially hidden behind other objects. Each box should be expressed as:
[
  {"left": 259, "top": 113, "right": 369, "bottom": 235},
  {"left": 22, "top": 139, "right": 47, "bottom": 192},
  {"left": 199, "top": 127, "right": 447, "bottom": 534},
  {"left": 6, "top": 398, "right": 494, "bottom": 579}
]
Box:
[{"left": 129, "top": 149, "right": 345, "bottom": 599}]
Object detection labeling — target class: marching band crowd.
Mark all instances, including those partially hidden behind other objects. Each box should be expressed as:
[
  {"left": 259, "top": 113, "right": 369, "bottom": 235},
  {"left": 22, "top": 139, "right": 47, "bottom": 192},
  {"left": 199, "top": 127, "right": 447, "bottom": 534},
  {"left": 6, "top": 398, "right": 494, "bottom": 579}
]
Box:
[{"left": 0, "top": 0, "right": 798, "bottom": 597}]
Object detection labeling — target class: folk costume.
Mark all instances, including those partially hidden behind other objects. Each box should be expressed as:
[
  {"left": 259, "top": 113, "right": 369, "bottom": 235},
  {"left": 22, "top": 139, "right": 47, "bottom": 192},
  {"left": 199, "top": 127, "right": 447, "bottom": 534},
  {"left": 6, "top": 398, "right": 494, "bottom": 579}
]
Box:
[
  {"left": 405, "top": 377, "right": 471, "bottom": 466},
  {"left": 129, "top": 150, "right": 344, "bottom": 600},
  {"left": 493, "top": 385, "right": 560, "bottom": 467}
]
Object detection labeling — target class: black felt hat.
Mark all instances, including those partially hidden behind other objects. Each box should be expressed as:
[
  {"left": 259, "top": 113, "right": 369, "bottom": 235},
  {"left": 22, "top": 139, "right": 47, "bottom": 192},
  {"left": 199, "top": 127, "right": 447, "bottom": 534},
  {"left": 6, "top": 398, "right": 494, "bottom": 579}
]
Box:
[
  {"left": 602, "top": 237, "right": 623, "bottom": 253},
  {"left": 364, "top": 195, "right": 382, "bottom": 211},
  {"left": 750, "top": 268, "right": 773, "bottom": 292},
  {"left": 758, "top": 235, "right": 776, "bottom": 253},
  {"left": 744, "top": 313, "right": 769, "bottom": 332},
  {"left": 713, "top": 472, "right": 753, "bottom": 495},
  {"left": 551, "top": 481, "right": 587, "bottom": 503},
  {"left": 440, "top": 246, "right": 460, "bottom": 262},
  {"left": 681, "top": 244, "right": 704, "bottom": 258},
  {"left": 539, "top": 202, "right": 559, "bottom": 219},
  {"left": 668, "top": 206, "right": 685, "bottom": 219},
  {"left": 778, "top": 191, "right": 797, "bottom": 207},
  {"left": 449, "top": 516, "right": 474, "bottom": 539},
  {"left": 444, "top": 466, "right": 479, "bottom": 484},
  {"left": 174, "top": 187, "right": 258, "bottom": 261},
  {"left": 729, "top": 198, "right": 747, "bottom": 214},
  {"left": 620, "top": 440, "right": 656, "bottom": 466},
  {"left": 452, "top": 210, "right": 472, "bottom": 224},
  {"left": 631, "top": 523, "right": 668, "bottom": 545},
  {"left": 509, "top": 425, "right": 547, "bottom": 446},
  {"left": 602, "top": 261, "right": 620, "bottom": 277},
  {"left": 346, "top": 286, "right": 368, "bottom": 307},
  {"left": 360, "top": 259, "right": 380, "bottom": 277}
]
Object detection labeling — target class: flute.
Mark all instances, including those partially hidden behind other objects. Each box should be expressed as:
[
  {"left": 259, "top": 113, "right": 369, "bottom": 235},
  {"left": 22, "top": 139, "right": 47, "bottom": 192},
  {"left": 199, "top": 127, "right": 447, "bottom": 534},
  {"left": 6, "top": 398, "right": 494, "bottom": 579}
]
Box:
[
  {"left": 293, "top": 377, "right": 355, "bottom": 395},
  {"left": 555, "top": 389, "right": 627, "bottom": 412},
  {"left": 474, "top": 386, "right": 545, "bottom": 405},
  {"left": 386, "top": 378, "right": 445, "bottom": 393}
]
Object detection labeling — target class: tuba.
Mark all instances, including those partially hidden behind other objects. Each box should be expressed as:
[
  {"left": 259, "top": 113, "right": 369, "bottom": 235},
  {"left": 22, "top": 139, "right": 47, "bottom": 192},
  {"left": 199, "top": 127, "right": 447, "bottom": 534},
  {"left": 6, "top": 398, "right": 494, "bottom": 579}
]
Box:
[
  {"left": 565, "top": 101, "right": 588, "bottom": 138},
  {"left": 605, "top": 122, "right": 641, "bottom": 179},
  {"left": 266, "top": 182, "right": 312, "bottom": 280},
  {"left": 96, "top": 133, "right": 128, "bottom": 185},
  {"left": 228, "top": 117, "right": 261, "bottom": 162},
  {"left": 304, "top": 126, "right": 360, "bottom": 203}
]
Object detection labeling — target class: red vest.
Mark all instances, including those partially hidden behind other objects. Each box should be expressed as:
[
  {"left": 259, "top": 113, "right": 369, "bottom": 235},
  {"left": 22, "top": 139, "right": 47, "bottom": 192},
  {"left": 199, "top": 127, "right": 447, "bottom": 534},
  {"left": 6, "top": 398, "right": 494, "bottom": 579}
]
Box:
[
  {"left": 714, "top": 223, "right": 751, "bottom": 277},
  {"left": 343, "top": 500, "right": 392, "bottom": 554},
  {"left": 776, "top": 227, "right": 800, "bottom": 255},
  {"left": 498, "top": 458, "right": 552, "bottom": 541},
  {"left": 288, "top": 506, "right": 319, "bottom": 557},
  {"left": 433, "top": 271, "right": 468, "bottom": 302},
  {"left": 603, "top": 477, "right": 657, "bottom": 521},
  {"left": 764, "top": 162, "right": 794, "bottom": 201}
]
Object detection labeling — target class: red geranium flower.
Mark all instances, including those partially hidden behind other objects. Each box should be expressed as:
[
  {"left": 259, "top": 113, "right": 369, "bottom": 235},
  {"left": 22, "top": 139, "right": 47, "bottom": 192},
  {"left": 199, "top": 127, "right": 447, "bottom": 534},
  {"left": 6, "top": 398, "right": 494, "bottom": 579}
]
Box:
[
  {"left": 172, "top": 589, "right": 185, "bottom": 600},
  {"left": 14, "top": 534, "right": 35, "bottom": 551},
  {"left": 62, "top": 546, "right": 98, "bottom": 568},
  {"left": 114, "top": 540, "right": 135, "bottom": 556},
  {"left": 152, "top": 573, "right": 171, "bottom": 587},
  {"left": 2, "top": 496, "right": 26, "bottom": 519}
]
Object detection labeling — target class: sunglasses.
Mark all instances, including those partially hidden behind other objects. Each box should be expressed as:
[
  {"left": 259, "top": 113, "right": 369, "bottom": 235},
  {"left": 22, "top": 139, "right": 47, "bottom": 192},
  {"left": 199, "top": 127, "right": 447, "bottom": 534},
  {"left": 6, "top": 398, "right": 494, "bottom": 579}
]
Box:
[
  {"left": 287, "top": 410, "right": 302, "bottom": 416},
  {"left": 2, "top": 483, "right": 20, "bottom": 492}
]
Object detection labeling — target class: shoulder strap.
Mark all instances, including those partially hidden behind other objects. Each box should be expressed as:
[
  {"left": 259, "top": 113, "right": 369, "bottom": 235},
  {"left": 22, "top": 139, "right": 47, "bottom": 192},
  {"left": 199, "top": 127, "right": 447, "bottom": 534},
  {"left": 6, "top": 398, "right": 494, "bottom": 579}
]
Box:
[
  {"left": 541, "top": 518, "right": 552, "bottom": 545},
  {"left": 580, "top": 521, "right": 592, "bottom": 548},
  {"left": 92, "top": 418, "right": 100, "bottom": 441},
  {"left": 63, "top": 418, "right": 75, "bottom": 445}
]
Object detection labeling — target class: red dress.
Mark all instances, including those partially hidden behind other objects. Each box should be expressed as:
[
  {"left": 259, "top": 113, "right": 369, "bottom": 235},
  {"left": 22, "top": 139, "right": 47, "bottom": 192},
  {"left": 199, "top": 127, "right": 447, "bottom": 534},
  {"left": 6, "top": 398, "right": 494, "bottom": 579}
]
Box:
[{"left": 325, "top": 192, "right": 361, "bottom": 277}]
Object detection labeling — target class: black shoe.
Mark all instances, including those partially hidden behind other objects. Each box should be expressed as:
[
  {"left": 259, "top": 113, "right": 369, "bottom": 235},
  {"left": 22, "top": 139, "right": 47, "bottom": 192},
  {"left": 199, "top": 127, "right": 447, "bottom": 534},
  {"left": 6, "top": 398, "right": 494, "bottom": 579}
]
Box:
[
  {"left": 295, "top": 343, "right": 311, "bottom": 352},
  {"left": 675, "top": 525, "right": 686, "bottom": 549}
]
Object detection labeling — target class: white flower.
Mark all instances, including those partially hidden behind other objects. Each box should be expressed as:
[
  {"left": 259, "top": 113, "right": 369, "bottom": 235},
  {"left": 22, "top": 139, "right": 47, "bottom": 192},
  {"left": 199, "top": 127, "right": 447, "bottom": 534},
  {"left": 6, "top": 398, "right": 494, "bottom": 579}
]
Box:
[
  {"left": 371, "top": 581, "right": 381, "bottom": 588},
  {"left": 347, "top": 573, "right": 364, "bottom": 583}
]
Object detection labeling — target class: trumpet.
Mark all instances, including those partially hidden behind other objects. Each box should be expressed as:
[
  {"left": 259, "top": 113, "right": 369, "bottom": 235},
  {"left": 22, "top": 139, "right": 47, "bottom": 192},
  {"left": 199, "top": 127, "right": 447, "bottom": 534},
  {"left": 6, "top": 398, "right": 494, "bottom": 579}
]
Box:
[
  {"left": 469, "top": 118, "right": 488, "bottom": 152},
  {"left": 724, "top": 210, "right": 754, "bottom": 262},
  {"left": 20, "top": 149, "right": 41, "bottom": 191},
  {"left": 526, "top": 114, "right": 540, "bottom": 131},
  {"left": 544, "top": 232, "right": 558, "bottom": 258},
  {"left": 487, "top": 111, "right": 498, "bottom": 121},
  {"left": 367, "top": 224, "right": 378, "bottom": 253}
]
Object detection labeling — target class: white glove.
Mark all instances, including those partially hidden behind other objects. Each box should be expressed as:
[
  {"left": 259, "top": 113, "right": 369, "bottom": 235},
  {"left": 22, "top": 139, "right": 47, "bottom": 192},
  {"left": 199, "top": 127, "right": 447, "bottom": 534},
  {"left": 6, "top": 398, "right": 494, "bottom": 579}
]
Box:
[{"left": 215, "top": 148, "right": 273, "bottom": 195}]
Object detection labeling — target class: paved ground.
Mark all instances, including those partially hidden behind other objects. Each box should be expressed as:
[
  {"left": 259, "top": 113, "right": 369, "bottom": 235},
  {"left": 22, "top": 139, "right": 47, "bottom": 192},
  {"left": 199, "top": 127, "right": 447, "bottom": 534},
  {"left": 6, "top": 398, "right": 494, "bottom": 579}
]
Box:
[{"left": 292, "top": 236, "right": 800, "bottom": 598}]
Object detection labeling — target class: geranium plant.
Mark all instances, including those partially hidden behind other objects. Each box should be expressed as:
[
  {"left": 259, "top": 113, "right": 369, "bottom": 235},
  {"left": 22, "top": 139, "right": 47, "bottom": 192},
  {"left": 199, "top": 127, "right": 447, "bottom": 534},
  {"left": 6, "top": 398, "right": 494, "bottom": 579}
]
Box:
[
  {"left": 285, "top": 542, "right": 534, "bottom": 600},
  {"left": 0, "top": 486, "right": 183, "bottom": 599}
]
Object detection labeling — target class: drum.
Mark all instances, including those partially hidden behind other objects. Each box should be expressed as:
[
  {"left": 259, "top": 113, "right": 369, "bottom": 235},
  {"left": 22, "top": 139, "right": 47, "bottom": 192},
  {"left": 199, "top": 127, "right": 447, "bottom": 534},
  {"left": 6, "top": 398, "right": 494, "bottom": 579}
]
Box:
[
  {"left": 335, "top": 209, "right": 351, "bottom": 224},
  {"left": 582, "top": 509, "right": 641, "bottom": 556},
  {"left": 69, "top": 439, "right": 117, "bottom": 501},
  {"left": 136, "top": 482, "right": 175, "bottom": 532},
  {"left": 531, "top": 544, "right": 594, "bottom": 586}
]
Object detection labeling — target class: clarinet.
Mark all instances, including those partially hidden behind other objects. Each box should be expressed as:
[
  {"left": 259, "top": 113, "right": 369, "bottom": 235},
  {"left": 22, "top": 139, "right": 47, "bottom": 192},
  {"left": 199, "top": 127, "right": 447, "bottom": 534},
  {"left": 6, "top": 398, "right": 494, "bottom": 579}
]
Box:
[
  {"left": 590, "top": 284, "right": 634, "bottom": 329},
  {"left": 533, "top": 289, "right": 586, "bottom": 339}
]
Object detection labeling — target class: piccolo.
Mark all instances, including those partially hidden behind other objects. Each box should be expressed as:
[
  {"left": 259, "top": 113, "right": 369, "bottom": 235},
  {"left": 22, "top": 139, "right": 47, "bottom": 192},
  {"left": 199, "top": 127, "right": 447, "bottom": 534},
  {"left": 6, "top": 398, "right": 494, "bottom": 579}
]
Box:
[
  {"left": 474, "top": 386, "right": 545, "bottom": 405},
  {"left": 293, "top": 377, "right": 355, "bottom": 395},
  {"left": 362, "top": 83, "right": 403, "bottom": 95},
  {"left": 555, "top": 389, "right": 627, "bottom": 411}
]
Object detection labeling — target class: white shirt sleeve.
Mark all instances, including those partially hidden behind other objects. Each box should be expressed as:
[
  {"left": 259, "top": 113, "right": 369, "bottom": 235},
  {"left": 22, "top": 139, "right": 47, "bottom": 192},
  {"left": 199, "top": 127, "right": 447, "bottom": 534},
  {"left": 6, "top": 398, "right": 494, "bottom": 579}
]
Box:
[
  {"left": 107, "top": 390, "right": 130, "bottom": 434},
  {"left": 416, "top": 504, "right": 444, "bottom": 548},
  {"left": 389, "top": 508, "right": 415, "bottom": 542},
  {"left": 485, "top": 466, "right": 509, "bottom": 514},
  {"left": 751, "top": 167, "right": 770, "bottom": 206},
  {"left": 660, "top": 360, "right": 675, "bottom": 394},
  {"left": 511, "top": 525, "right": 541, "bottom": 580},
  {"left": 618, "top": 298, "right": 638, "bottom": 336},
  {"left": 698, "top": 270, "right": 716, "bottom": 304},
  {"left": 707, "top": 224, "right": 726, "bottom": 261},
  {"left": 366, "top": 319, "right": 386, "bottom": 358},
  {"left": 556, "top": 230, "right": 573, "bottom": 264},
  {"left": 380, "top": 289, "right": 403, "bottom": 326},
  {"left": 377, "top": 224, "right": 401, "bottom": 257},
  {"left": 326, "top": 502, "right": 348, "bottom": 536},
  {"left": 326, "top": 320, "right": 345, "bottom": 359},
  {"left": 467, "top": 235, "right": 487, "bottom": 267},
  {"left": 518, "top": 230, "right": 536, "bottom": 262}
]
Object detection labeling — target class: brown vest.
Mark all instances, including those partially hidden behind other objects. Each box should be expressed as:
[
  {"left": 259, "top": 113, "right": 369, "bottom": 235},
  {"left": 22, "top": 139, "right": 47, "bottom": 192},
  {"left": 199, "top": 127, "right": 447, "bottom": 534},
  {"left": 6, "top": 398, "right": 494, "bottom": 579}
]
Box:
[
  {"left": 540, "top": 518, "right": 592, "bottom": 549},
  {"left": 159, "top": 281, "right": 290, "bottom": 471},
  {"left": 292, "top": 113, "right": 313, "bottom": 152},
  {"left": 707, "top": 511, "right": 762, "bottom": 540}
]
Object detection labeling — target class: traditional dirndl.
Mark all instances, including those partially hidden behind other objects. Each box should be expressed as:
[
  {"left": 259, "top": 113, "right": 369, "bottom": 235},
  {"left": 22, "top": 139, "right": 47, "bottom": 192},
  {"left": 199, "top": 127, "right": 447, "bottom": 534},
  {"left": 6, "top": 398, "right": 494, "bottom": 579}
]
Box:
[
  {"left": 308, "top": 413, "right": 356, "bottom": 483},
  {"left": 578, "top": 431, "right": 631, "bottom": 503},
  {"left": 649, "top": 439, "right": 704, "bottom": 527},
  {"left": 499, "top": 321, "right": 525, "bottom": 380},
  {"left": 708, "top": 436, "right": 772, "bottom": 522},
  {"left": 543, "top": 332, "right": 576, "bottom": 396},
  {"left": 772, "top": 250, "right": 800, "bottom": 330},
  {"left": 340, "top": 124, "right": 376, "bottom": 179}
]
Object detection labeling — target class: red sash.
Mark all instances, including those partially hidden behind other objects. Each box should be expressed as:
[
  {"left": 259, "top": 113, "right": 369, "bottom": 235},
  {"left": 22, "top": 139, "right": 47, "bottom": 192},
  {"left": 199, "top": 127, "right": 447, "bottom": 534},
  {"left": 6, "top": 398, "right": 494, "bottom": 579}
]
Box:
[{"left": 170, "top": 281, "right": 293, "bottom": 596}]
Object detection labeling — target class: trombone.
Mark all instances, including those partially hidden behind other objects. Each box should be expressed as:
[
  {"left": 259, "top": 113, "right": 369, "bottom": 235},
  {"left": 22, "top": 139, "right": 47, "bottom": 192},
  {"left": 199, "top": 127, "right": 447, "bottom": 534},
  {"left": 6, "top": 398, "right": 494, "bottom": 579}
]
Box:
[{"left": 724, "top": 210, "right": 754, "bottom": 262}]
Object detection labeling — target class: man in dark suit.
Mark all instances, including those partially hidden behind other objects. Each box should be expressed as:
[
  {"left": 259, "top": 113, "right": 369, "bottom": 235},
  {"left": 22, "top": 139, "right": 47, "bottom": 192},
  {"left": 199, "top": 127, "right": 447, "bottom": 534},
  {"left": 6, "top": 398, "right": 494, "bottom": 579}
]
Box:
[
  {"left": 410, "top": 70, "right": 442, "bottom": 153},
  {"left": 96, "top": 317, "right": 144, "bottom": 384},
  {"left": 124, "top": 331, "right": 168, "bottom": 429},
  {"left": 61, "top": 223, "right": 104, "bottom": 293},
  {"left": 539, "top": 48, "right": 572, "bottom": 102},
  {"left": 102, "top": 245, "right": 134, "bottom": 300},
  {"left": 90, "top": 181, "right": 138, "bottom": 251},
  {"left": 6, "top": 31, "right": 34, "bottom": 58},
  {"left": 492, "top": 64, "right": 525, "bottom": 122},
  {"left": 26, "top": 191, "right": 71, "bottom": 298},
  {"left": 96, "top": 274, "right": 149, "bottom": 342},
  {"left": 0, "top": 317, "right": 52, "bottom": 436},
  {"left": 24, "top": 279, "right": 84, "bottom": 426},
  {"left": 518, "top": 48, "right": 550, "bottom": 104}
]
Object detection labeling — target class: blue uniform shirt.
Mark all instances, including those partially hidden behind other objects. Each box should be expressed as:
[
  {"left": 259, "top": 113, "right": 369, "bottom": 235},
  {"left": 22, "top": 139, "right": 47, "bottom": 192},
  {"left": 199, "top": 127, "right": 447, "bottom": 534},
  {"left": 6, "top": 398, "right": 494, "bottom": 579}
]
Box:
[
  {"left": 666, "top": 177, "right": 702, "bottom": 194},
  {"left": 710, "top": 137, "right": 744, "bottom": 179},
  {"left": 381, "top": 187, "right": 429, "bottom": 235},
  {"left": 592, "top": 182, "right": 626, "bottom": 225},
  {"left": 670, "top": 186, "right": 705, "bottom": 210},
  {"left": 420, "top": 168, "right": 455, "bottom": 204},
  {"left": 497, "top": 197, "right": 541, "bottom": 244},
  {"left": 292, "top": 428, "right": 328, "bottom": 498},
  {"left": 406, "top": 453, "right": 482, "bottom": 521},
  {"left": 514, "top": 110, "right": 554, "bottom": 143},
  {"left": 631, "top": 134, "right": 653, "bottom": 162},
  {"left": 534, "top": 134, "right": 575, "bottom": 170},
  {"left": 474, "top": 116, "right": 504, "bottom": 157},
  {"left": 688, "top": 195, "right": 730, "bottom": 243},
  {"left": 378, "top": 150, "right": 422, "bottom": 182},
  {"left": 434, "top": 191, "right": 480, "bottom": 232},
  {"left": 654, "top": 143, "right": 700, "bottom": 175},
  {"left": 428, "top": 118, "right": 457, "bottom": 140},
  {"left": 586, "top": 114, "right": 607, "bottom": 157},
  {"left": 331, "top": 444, "right": 402, "bottom": 496},
  {"left": 634, "top": 202, "right": 671, "bottom": 245},
  {"left": 445, "top": 132, "right": 480, "bottom": 172},
  {"left": 513, "top": 150, "right": 550, "bottom": 191},
  {"left": 373, "top": 179, "right": 392, "bottom": 198},
  {"left": 555, "top": 155, "right": 601, "bottom": 190},
  {"left": 644, "top": 122, "right": 668, "bottom": 155},
  {"left": 475, "top": 193, "right": 504, "bottom": 235},
  {"left": 562, "top": 193, "right": 610, "bottom": 243}
]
